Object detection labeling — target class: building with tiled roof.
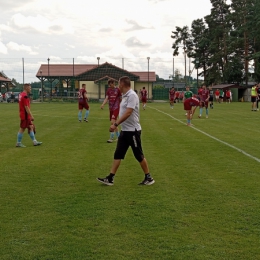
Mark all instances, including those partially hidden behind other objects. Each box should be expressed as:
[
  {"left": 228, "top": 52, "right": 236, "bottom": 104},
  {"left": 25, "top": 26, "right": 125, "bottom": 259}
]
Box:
[
  {"left": 0, "top": 71, "right": 15, "bottom": 92},
  {"left": 36, "top": 62, "right": 156, "bottom": 99}
]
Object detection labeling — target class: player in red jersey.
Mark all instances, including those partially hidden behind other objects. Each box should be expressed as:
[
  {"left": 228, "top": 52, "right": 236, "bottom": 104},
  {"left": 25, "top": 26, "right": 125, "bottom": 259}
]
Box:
[
  {"left": 225, "top": 89, "right": 231, "bottom": 103},
  {"left": 184, "top": 97, "right": 200, "bottom": 126},
  {"left": 16, "top": 84, "right": 42, "bottom": 147},
  {"left": 140, "top": 87, "right": 148, "bottom": 109},
  {"left": 169, "top": 87, "right": 175, "bottom": 109},
  {"left": 198, "top": 84, "right": 209, "bottom": 118},
  {"left": 78, "top": 84, "right": 89, "bottom": 122},
  {"left": 175, "top": 91, "right": 180, "bottom": 103},
  {"left": 101, "top": 79, "right": 121, "bottom": 143},
  {"left": 215, "top": 89, "right": 220, "bottom": 103}
]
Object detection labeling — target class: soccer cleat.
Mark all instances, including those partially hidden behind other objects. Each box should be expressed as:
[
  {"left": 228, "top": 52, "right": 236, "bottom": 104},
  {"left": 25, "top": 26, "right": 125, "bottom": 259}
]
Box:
[
  {"left": 16, "top": 143, "right": 26, "bottom": 148},
  {"left": 97, "top": 177, "right": 114, "bottom": 186},
  {"left": 84, "top": 118, "right": 88, "bottom": 122},
  {"left": 198, "top": 115, "right": 201, "bottom": 118},
  {"left": 206, "top": 115, "right": 208, "bottom": 118},
  {"left": 107, "top": 139, "right": 113, "bottom": 143},
  {"left": 33, "top": 141, "right": 42, "bottom": 146},
  {"left": 79, "top": 120, "right": 81, "bottom": 123},
  {"left": 139, "top": 177, "right": 155, "bottom": 185}
]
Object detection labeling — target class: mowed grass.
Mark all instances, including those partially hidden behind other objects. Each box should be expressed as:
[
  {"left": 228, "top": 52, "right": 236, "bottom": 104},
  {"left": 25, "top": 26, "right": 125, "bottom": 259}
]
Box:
[{"left": 0, "top": 101, "right": 260, "bottom": 260}]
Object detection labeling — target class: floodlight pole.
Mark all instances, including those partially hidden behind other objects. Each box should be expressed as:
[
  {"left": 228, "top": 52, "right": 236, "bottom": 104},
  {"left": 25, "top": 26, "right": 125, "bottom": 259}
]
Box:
[
  {"left": 147, "top": 57, "right": 150, "bottom": 99},
  {"left": 40, "top": 70, "right": 44, "bottom": 102},
  {"left": 97, "top": 57, "right": 100, "bottom": 99}
]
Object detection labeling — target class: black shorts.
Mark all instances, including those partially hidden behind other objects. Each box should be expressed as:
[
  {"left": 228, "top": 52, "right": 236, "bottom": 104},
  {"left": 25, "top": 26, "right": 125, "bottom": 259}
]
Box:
[
  {"left": 209, "top": 96, "right": 213, "bottom": 102},
  {"left": 251, "top": 97, "right": 257, "bottom": 102},
  {"left": 114, "top": 130, "right": 144, "bottom": 162}
]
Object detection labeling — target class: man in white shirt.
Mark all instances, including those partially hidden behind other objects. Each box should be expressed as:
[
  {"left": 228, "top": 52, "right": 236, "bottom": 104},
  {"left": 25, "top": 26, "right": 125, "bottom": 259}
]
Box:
[{"left": 97, "top": 76, "right": 155, "bottom": 186}]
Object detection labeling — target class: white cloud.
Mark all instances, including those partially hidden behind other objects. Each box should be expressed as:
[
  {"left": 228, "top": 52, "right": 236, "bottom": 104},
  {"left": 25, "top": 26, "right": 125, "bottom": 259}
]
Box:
[
  {"left": 0, "top": 42, "right": 8, "bottom": 54},
  {"left": 6, "top": 41, "right": 38, "bottom": 55},
  {"left": 11, "top": 13, "right": 74, "bottom": 35}
]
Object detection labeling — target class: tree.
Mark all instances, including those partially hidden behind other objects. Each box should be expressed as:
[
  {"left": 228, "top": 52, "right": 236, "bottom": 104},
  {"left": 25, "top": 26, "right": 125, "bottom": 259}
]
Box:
[{"left": 171, "top": 26, "right": 193, "bottom": 84}]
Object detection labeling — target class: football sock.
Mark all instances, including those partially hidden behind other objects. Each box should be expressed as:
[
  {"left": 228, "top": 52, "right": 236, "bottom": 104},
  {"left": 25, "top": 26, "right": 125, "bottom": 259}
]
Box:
[
  {"left": 145, "top": 173, "right": 151, "bottom": 179},
  {"left": 187, "top": 119, "right": 191, "bottom": 124},
  {"left": 78, "top": 111, "right": 82, "bottom": 121},
  {"left": 116, "top": 131, "right": 120, "bottom": 138},
  {"left": 199, "top": 108, "right": 203, "bottom": 115},
  {"left": 84, "top": 110, "right": 89, "bottom": 119},
  {"left": 110, "top": 132, "right": 114, "bottom": 140},
  {"left": 206, "top": 108, "right": 209, "bottom": 115},
  {"left": 29, "top": 131, "right": 36, "bottom": 141},
  {"left": 108, "top": 173, "right": 115, "bottom": 180},
  {"left": 17, "top": 132, "right": 23, "bottom": 143}
]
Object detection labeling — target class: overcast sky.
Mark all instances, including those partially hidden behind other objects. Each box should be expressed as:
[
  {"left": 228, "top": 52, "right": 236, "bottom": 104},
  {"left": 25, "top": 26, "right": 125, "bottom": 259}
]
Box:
[{"left": 0, "top": 0, "right": 216, "bottom": 82}]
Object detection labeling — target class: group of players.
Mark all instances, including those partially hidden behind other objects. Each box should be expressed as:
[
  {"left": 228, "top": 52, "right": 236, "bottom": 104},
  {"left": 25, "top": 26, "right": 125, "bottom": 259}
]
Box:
[{"left": 169, "top": 84, "right": 217, "bottom": 126}]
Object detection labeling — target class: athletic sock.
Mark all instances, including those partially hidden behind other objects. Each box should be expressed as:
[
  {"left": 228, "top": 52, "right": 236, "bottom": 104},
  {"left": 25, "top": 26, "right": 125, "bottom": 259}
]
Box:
[
  {"left": 29, "top": 131, "right": 36, "bottom": 141},
  {"left": 187, "top": 119, "right": 191, "bottom": 124},
  {"left": 108, "top": 173, "right": 115, "bottom": 180},
  {"left": 145, "top": 173, "right": 151, "bottom": 179},
  {"left": 110, "top": 132, "right": 114, "bottom": 140},
  {"left": 78, "top": 111, "right": 82, "bottom": 121},
  {"left": 17, "top": 132, "right": 23, "bottom": 143},
  {"left": 199, "top": 108, "right": 203, "bottom": 115},
  {"left": 84, "top": 110, "right": 89, "bottom": 120},
  {"left": 206, "top": 108, "right": 209, "bottom": 115},
  {"left": 116, "top": 131, "right": 120, "bottom": 138}
]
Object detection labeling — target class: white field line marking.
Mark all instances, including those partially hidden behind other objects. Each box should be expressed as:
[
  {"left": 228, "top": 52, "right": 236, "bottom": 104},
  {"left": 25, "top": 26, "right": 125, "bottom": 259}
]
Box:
[{"left": 149, "top": 106, "right": 260, "bottom": 163}]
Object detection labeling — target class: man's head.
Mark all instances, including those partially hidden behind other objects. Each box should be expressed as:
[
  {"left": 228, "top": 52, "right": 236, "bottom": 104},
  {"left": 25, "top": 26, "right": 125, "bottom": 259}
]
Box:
[
  {"left": 186, "top": 86, "right": 190, "bottom": 90},
  {"left": 119, "top": 76, "right": 131, "bottom": 93},
  {"left": 24, "top": 84, "right": 31, "bottom": 93},
  {"left": 202, "top": 84, "right": 206, "bottom": 89},
  {"left": 108, "top": 79, "right": 115, "bottom": 87},
  {"left": 82, "top": 84, "right": 86, "bottom": 89},
  {"left": 143, "top": 87, "right": 146, "bottom": 90}
]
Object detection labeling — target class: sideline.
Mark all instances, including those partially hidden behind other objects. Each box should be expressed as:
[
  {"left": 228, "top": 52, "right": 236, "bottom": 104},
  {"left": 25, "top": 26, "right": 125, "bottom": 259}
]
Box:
[{"left": 149, "top": 106, "right": 260, "bottom": 163}]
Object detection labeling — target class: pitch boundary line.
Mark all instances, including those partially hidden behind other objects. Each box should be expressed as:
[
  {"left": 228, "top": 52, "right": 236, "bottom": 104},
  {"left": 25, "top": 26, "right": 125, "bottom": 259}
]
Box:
[{"left": 149, "top": 106, "right": 260, "bottom": 163}]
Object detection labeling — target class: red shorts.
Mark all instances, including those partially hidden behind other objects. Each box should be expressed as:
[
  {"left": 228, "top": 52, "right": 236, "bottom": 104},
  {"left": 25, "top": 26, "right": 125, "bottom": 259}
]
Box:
[
  {"left": 141, "top": 97, "right": 147, "bottom": 103},
  {"left": 110, "top": 108, "right": 119, "bottom": 121},
  {"left": 78, "top": 102, "right": 89, "bottom": 110},
  {"left": 184, "top": 100, "right": 192, "bottom": 111},
  {"left": 170, "top": 97, "right": 174, "bottom": 102},
  {"left": 200, "top": 101, "right": 208, "bottom": 108},
  {"left": 20, "top": 119, "right": 35, "bottom": 133}
]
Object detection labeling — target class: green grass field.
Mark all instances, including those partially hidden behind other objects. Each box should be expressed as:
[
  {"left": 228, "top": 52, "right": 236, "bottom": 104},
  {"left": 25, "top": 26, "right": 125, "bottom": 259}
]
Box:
[{"left": 0, "top": 101, "right": 260, "bottom": 260}]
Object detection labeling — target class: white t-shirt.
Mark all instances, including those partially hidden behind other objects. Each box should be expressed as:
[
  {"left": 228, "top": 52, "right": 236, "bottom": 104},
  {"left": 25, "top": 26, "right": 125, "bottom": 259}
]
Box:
[{"left": 120, "top": 89, "right": 141, "bottom": 131}]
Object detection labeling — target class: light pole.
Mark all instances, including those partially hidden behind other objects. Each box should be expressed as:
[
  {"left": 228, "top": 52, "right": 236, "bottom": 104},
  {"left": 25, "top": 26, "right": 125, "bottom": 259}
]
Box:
[
  {"left": 47, "top": 58, "right": 51, "bottom": 99},
  {"left": 40, "top": 70, "right": 44, "bottom": 102},
  {"left": 97, "top": 57, "right": 100, "bottom": 99},
  {"left": 196, "top": 59, "right": 199, "bottom": 89},
  {"left": 147, "top": 57, "right": 150, "bottom": 99}
]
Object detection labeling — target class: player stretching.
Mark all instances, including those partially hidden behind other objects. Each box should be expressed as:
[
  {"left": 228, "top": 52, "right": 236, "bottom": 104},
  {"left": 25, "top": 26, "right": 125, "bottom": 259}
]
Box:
[
  {"left": 78, "top": 84, "right": 90, "bottom": 122},
  {"left": 184, "top": 97, "right": 200, "bottom": 126},
  {"left": 101, "top": 79, "right": 121, "bottom": 143},
  {"left": 140, "top": 87, "right": 148, "bottom": 109},
  {"left": 16, "top": 83, "right": 42, "bottom": 147},
  {"left": 198, "top": 84, "right": 209, "bottom": 118},
  {"left": 169, "top": 87, "right": 175, "bottom": 109}
]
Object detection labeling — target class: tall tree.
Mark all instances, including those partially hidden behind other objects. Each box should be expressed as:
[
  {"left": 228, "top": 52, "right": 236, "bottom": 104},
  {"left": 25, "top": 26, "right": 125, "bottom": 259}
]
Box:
[{"left": 171, "top": 26, "right": 192, "bottom": 84}]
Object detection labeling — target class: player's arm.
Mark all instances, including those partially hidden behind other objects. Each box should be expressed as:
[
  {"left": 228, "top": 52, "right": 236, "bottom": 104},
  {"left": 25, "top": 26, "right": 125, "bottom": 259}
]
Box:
[
  {"left": 24, "top": 105, "right": 34, "bottom": 121},
  {"left": 84, "top": 92, "right": 89, "bottom": 101},
  {"left": 101, "top": 96, "right": 108, "bottom": 109},
  {"left": 109, "top": 108, "right": 133, "bottom": 132}
]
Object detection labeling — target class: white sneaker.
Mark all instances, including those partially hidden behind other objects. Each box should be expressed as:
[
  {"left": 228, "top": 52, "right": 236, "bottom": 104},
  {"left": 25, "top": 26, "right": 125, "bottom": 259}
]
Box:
[
  {"left": 107, "top": 139, "right": 113, "bottom": 143},
  {"left": 206, "top": 115, "right": 208, "bottom": 118}
]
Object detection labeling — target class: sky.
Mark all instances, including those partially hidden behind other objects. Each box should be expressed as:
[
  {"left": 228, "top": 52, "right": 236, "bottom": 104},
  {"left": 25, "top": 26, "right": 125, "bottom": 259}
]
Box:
[{"left": 0, "top": 0, "right": 215, "bottom": 83}]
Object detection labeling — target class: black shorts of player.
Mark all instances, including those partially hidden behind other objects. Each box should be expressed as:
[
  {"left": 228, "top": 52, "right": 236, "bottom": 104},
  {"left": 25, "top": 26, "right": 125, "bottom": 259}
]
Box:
[
  {"left": 209, "top": 95, "right": 213, "bottom": 102},
  {"left": 114, "top": 130, "right": 144, "bottom": 162},
  {"left": 251, "top": 97, "right": 257, "bottom": 102}
]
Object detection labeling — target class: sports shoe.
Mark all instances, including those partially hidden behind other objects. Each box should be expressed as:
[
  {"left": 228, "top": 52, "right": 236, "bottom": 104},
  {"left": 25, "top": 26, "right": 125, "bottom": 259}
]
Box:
[
  {"left": 206, "top": 115, "right": 208, "bottom": 118},
  {"left": 97, "top": 177, "right": 114, "bottom": 186},
  {"left": 16, "top": 143, "right": 26, "bottom": 148},
  {"left": 107, "top": 139, "right": 113, "bottom": 143},
  {"left": 33, "top": 141, "right": 42, "bottom": 146},
  {"left": 84, "top": 118, "right": 88, "bottom": 122},
  {"left": 79, "top": 120, "right": 81, "bottom": 123},
  {"left": 198, "top": 115, "right": 201, "bottom": 118},
  {"left": 139, "top": 177, "right": 155, "bottom": 185}
]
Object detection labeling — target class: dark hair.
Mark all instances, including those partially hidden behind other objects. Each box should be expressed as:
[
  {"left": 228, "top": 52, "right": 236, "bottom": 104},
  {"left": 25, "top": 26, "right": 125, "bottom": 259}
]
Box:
[{"left": 108, "top": 79, "right": 114, "bottom": 84}]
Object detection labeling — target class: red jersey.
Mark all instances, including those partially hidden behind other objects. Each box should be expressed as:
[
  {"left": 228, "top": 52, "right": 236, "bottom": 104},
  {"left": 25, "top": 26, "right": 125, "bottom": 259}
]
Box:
[
  {"left": 169, "top": 89, "right": 175, "bottom": 99},
  {"left": 215, "top": 90, "right": 220, "bottom": 96},
  {"left": 226, "top": 90, "right": 231, "bottom": 98},
  {"left": 175, "top": 91, "right": 180, "bottom": 97},
  {"left": 184, "top": 97, "right": 200, "bottom": 110},
  {"left": 78, "top": 88, "right": 87, "bottom": 104},
  {"left": 140, "top": 89, "right": 147, "bottom": 98},
  {"left": 19, "top": 91, "right": 30, "bottom": 120},
  {"left": 201, "top": 89, "right": 209, "bottom": 102},
  {"left": 106, "top": 87, "right": 121, "bottom": 111}
]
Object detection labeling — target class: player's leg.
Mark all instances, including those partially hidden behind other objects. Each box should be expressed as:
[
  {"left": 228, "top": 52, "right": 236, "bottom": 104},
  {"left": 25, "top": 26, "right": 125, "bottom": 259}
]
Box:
[
  {"left": 83, "top": 103, "right": 90, "bottom": 122},
  {"left": 16, "top": 125, "right": 26, "bottom": 147},
  {"left": 78, "top": 106, "right": 83, "bottom": 122},
  {"left": 28, "top": 123, "right": 42, "bottom": 146}
]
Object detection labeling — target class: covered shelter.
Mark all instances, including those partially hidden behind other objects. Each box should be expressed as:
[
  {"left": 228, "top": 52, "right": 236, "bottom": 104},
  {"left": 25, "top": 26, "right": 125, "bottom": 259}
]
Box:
[{"left": 0, "top": 72, "right": 15, "bottom": 92}]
